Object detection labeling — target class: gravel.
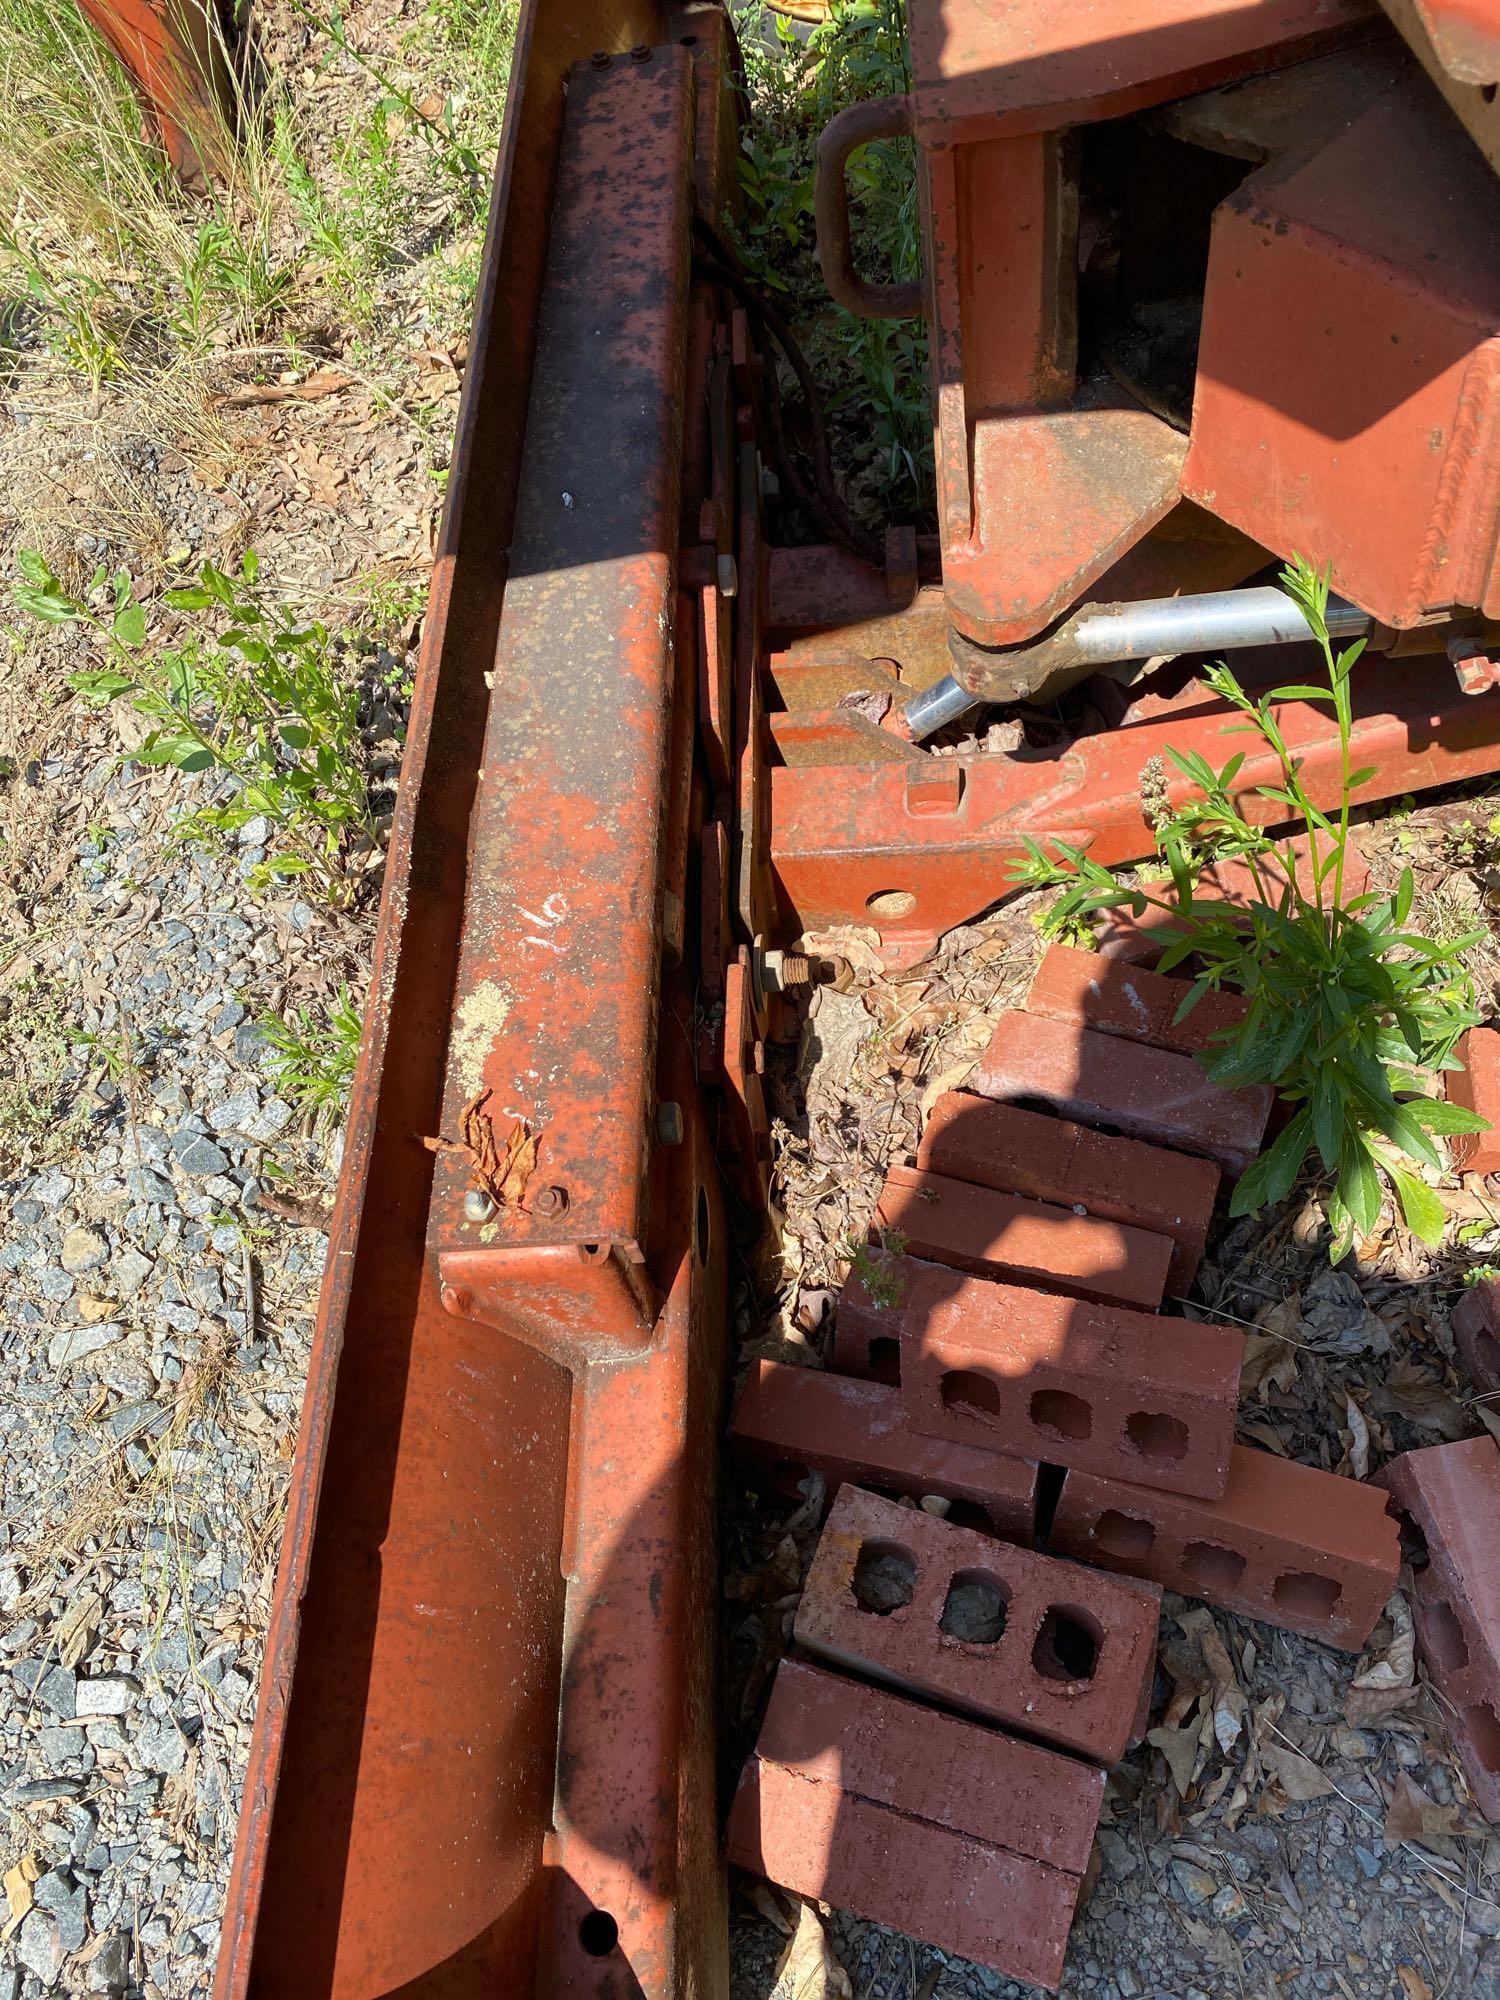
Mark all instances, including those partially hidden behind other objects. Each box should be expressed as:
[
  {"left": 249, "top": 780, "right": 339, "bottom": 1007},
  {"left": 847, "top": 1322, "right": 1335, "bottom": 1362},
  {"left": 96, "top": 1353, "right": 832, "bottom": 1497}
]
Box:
[{"left": 0, "top": 766, "right": 341, "bottom": 1997}]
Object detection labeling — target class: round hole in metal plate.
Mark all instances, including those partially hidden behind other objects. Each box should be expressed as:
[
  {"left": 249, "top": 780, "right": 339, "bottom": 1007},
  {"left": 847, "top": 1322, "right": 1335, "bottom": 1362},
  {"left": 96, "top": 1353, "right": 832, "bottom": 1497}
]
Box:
[
  {"left": 579, "top": 1911, "right": 619, "bottom": 1957},
  {"left": 866, "top": 888, "right": 916, "bottom": 920}
]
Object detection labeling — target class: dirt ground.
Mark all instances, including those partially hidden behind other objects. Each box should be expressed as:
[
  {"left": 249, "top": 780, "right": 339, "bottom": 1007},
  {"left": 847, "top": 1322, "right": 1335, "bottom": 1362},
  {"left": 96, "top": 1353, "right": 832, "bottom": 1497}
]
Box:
[{"left": 3, "top": 4, "right": 1500, "bottom": 1997}]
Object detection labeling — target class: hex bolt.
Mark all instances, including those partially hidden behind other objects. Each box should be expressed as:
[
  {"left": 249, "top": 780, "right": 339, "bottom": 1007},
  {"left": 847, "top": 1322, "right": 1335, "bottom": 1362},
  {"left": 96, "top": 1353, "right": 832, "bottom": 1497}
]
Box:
[
  {"left": 532, "top": 1184, "right": 570, "bottom": 1216},
  {"left": 464, "top": 1187, "right": 496, "bottom": 1223},
  {"left": 441, "top": 1283, "right": 474, "bottom": 1318},
  {"left": 716, "top": 552, "right": 739, "bottom": 599},
  {"left": 630, "top": 41, "right": 652, "bottom": 60},
  {"left": 590, "top": 49, "right": 611, "bottom": 66},
  {"left": 656, "top": 1101, "right": 685, "bottom": 1146}
]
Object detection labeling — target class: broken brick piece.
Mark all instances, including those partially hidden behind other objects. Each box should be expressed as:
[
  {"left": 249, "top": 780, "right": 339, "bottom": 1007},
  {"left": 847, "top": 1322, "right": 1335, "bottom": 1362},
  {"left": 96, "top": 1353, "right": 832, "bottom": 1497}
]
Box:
[
  {"left": 794, "top": 1485, "right": 1160, "bottom": 1764},
  {"left": 727, "top": 1658, "right": 1101, "bottom": 1992},
  {"left": 918, "top": 1092, "right": 1220, "bottom": 1295},
  {"left": 1447, "top": 1028, "right": 1500, "bottom": 1175},
  {"left": 1375, "top": 1439, "right": 1500, "bottom": 1819},
  {"left": 731, "top": 1359, "right": 1037, "bottom": 1541},
  {"left": 900, "top": 1268, "right": 1241, "bottom": 1501},
  {"left": 873, "top": 1164, "right": 1173, "bottom": 1310},
  {"left": 1027, "top": 943, "right": 1248, "bottom": 1058},
  {"left": 1050, "top": 1445, "right": 1400, "bottom": 1652},
  {"left": 1452, "top": 1283, "right": 1500, "bottom": 1399},
  {"left": 829, "top": 1252, "right": 941, "bottom": 1382},
  {"left": 970, "top": 1010, "right": 1271, "bottom": 1178}
]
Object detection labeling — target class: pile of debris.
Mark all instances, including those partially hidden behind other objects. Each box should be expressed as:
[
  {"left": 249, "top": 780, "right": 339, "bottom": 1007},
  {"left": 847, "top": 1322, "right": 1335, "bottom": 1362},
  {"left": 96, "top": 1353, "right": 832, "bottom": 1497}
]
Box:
[{"left": 723, "top": 935, "right": 1500, "bottom": 1990}]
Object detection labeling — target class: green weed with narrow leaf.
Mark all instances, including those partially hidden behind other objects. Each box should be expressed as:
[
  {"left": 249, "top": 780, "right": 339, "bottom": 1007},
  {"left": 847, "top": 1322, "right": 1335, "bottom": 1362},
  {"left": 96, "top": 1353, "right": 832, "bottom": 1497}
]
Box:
[
  {"left": 1014, "top": 555, "right": 1485, "bottom": 1259},
  {"left": 16, "top": 549, "right": 376, "bottom": 906},
  {"left": 261, "top": 985, "right": 364, "bottom": 1129}
]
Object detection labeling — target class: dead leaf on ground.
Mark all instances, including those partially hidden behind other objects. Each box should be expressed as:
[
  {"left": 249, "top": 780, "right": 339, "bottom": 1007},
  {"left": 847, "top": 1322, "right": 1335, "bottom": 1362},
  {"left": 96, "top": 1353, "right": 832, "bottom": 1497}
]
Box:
[
  {"left": 1, "top": 1853, "right": 41, "bottom": 1940},
  {"left": 214, "top": 367, "right": 351, "bottom": 408},
  {"left": 1383, "top": 1772, "right": 1473, "bottom": 1853},
  {"left": 1148, "top": 1714, "right": 1204, "bottom": 1795},
  {"left": 773, "top": 1899, "right": 852, "bottom": 2000},
  {"left": 55, "top": 1585, "right": 104, "bottom": 1668},
  {"left": 1263, "top": 1740, "right": 1334, "bottom": 1802},
  {"left": 1398, "top": 1965, "right": 1434, "bottom": 2000}
]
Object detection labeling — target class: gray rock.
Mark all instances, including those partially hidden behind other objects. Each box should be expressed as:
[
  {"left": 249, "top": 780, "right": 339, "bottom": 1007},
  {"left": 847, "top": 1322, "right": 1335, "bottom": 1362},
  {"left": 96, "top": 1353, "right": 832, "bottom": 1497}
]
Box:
[
  {"left": 135, "top": 1717, "right": 186, "bottom": 1774},
  {"left": 31, "top": 1168, "right": 75, "bottom": 1209},
  {"left": 126, "top": 1166, "right": 175, "bottom": 1204},
  {"left": 74, "top": 1676, "right": 136, "bottom": 1718},
  {"left": 15, "top": 1910, "right": 63, "bottom": 1984},
  {"left": 39, "top": 1268, "right": 76, "bottom": 1302},
  {"left": 38, "top": 1725, "right": 86, "bottom": 1767},
  {"left": 175, "top": 1135, "right": 230, "bottom": 1176},
  {"left": 245, "top": 1097, "right": 294, "bottom": 1143},
  {"left": 87, "top": 1933, "right": 132, "bottom": 1994},
  {"left": 33, "top": 1867, "right": 87, "bottom": 1951},
  {"left": 8, "top": 1775, "right": 86, "bottom": 1803},
  {"left": 112, "top": 1247, "right": 154, "bottom": 1297},
  {"left": 0, "top": 1965, "right": 19, "bottom": 2000},
  {"left": 48, "top": 1322, "right": 125, "bottom": 1369},
  {"left": 37, "top": 1664, "right": 78, "bottom": 1718},
  {"left": 60, "top": 1224, "right": 109, "bottom": 1273},
  {"left": 208, "top": 1088, "right": 259, "bottom": 1133}
]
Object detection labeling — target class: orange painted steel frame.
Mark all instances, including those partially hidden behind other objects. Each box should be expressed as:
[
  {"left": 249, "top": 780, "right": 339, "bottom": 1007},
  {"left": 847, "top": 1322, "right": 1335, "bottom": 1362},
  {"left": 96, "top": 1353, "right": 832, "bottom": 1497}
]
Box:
[
  {"left": 75, "top": 0, "right": 231, "bottom": 181},
  {"left": 216, "top": 5, "right": 744, "bottom": 1996}
]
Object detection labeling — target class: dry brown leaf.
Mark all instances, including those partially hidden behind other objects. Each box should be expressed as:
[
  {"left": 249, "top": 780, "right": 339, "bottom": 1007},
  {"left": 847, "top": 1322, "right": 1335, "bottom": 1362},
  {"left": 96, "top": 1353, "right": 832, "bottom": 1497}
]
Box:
[
  {"left": 1148, "top": 1716, "right": 1203, "bottom": 1795},
  {"left": 1383, "top": 1772, "right": 1471, "bottom": 1852},
  {"left": 773, "top": 1900, "right": 851, "bottom": 2000},
  {"left": 1342, "top": 1393, "right": 1372, "bottom": 1478},
  {"left": 55, "top": 1585, "right": 104, "bottom": 1669},
  {"left": 215, "top": 366, "right": 351, "bottom": 408},
  {"left": 1263, "top": 1741, "right": 1334, "bottom": 1802},
  {"left": 2, "top": 1853, "right": 40, "bottom": 1940},
  {"left": 1398, "top": 1966, "right": 1434, "bottom": 2000}
]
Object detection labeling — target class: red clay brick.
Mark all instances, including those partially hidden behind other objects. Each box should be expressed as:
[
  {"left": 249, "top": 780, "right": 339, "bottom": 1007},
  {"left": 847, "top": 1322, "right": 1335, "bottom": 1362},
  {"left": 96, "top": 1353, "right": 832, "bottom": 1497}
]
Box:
[
  {"left": 829, "top": 1252, "right": 940, "bottom": 1381},
  {"left": 1452, "top": 1283, "right": 1500, "bottom": 1399},
  {"left": 1027, "top": 943, "right": 1248, "bottom": 1058},
  {"left": 874, "top": 1164, "right": 1173, "bottom": 1310},
  {"left": 1050, "top": 1445, "right": 1400, "bottom": 1652},
  {"left": 1447, "top": 1028, "right": 1500, "bottom": 1175},
  {"left": 1375, "top": 1439, "right": 1500, "bottom": 1820},
  {"left": 970, "top": 1010, "right": 1272, "bottom": 1179},
  {"left": 794, "top": 1485, "right": 1160, "bottom": 1764},
  {"left": 900, "top": 1268, "right": 1241, "bottom": 1501},
  {"left": 918, "top": 1092, "right": 1220, "bottom": 1296},
  {"left": 727, "top": 1658, "right": 1100, "bottom": 1992},
  {"left": 730, "top": 1359, "right": 1038, "bottom": 1541},
  {"left": 1094, "top": 841, "right": 1371, "bottom": 964}
]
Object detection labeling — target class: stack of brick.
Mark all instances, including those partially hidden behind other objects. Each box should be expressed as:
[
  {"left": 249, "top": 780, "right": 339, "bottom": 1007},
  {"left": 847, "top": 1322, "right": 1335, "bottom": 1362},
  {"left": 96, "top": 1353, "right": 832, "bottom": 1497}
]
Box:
[{"left": 727, "top": 940, "right": 1406, "bottom": 1982}]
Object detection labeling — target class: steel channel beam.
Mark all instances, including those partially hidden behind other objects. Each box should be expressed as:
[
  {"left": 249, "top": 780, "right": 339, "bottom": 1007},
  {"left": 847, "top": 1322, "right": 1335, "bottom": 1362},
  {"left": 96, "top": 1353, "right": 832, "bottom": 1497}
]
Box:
[{"left": 215, "top": 12, "right": 732, "bottom": 1999}]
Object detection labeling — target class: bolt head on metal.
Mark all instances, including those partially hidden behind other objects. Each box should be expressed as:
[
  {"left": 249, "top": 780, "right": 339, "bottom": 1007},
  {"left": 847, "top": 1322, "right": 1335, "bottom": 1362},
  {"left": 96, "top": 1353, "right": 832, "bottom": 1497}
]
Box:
[
  {"left": 656, "top": 1101, "right": 685, "bottom": 1146},
  {"left": 532, "top": 1184, "right": 569, "bottom": 1216},
  {"left": 590, "top": 48, "right": 611, "bottom": 66},
  {"left": 630, "top": 41, "right": 652, "bottom": 60},
  {"left": 464, "top": 1187, "right": 496, "bottom": 1222}
]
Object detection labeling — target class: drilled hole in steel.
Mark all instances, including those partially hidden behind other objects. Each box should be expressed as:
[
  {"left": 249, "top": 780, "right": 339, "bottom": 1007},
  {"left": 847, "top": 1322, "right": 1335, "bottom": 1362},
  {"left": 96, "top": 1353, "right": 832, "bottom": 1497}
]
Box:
[
  {"left": 1093, "top": 1509, "right": 1155, "bottom": 1560},
  {"left": 1484, "top": 82, "right": 1497, "bottom": 104},
  {"left": 1029, "top": 1388, "right": 1091, "bottom": 1441},
  {"left": 1425, "top": 1598, "right": 1470, "bottom": 1674},
  {"left": 1032, "top": 1605, "right": 1103, "bottom": 1683},
  {"left": 1272, "top": 1570, "right": 1342, "bottom": 1618},
  {"left": 679, "top": 32, "right": 699, "bottom": 44},
  {"left": 1181, "top": 1540, "right": 1247, "bottom": 1591},
  {"left": 695, "top": 1187, "right": 710, "bottom": 1266},
  {"left": 942, "top": 1368, "right": 1001, "bottom": 1419},
  {"left": 578, "top": 1242, "right": 606, "bottom": 1263},
  {"left": 1125, "top": 1410, "right": 1189, "bottom": 1461},
  {"left": 866, "top": 1335, "right": 900, "bottom": 1385},
  {"left": 851, "top": 1539, "right": 916, "bottom": 1615},
  {"left": 866, "top": 888, "right": 917, "bottom": 920},
  {"left": 579, "top": 1911, "right": 619, "bottom": 1957},
  {"left": 942, "top": 1498, "right": 996, "bottom": 1536},
  {"left": 939, "top": 1568, "right": 1009, "bottom": 1645},
  {"left": 1462, "top": 1701, "right": 1500, "bottom": 1772}
]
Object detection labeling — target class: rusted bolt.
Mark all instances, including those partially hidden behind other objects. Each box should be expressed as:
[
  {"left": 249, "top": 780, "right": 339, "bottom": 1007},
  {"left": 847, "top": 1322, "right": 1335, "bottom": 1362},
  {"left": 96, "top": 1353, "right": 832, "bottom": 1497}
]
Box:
[
  {"left": 716, "top": 552, "right": 739, "bottom": 599},
  {"left": 464, "top": 1186, "right": 496, "bottom": 1223},
  {"left": 441, "top": 1283, "right": 473, "bottom": 1318},
  {"left": 630, "top": 42, "right": 652, "bottom": 60},
  {"left": 590, "top": 49, "right": 611, "bottom": 67},
  {"left": 656, "top": 1101, "right": 685, "bottom": 1146},
  {"left": 1450, "top": 635, "right": 1500, "bottom": 696},
  {"left": 752, "top": 1042, "right": 766, "bottom": 1076},
  {"left": 532, "top": 1184, "right": 570, "bottom": 1216}
]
